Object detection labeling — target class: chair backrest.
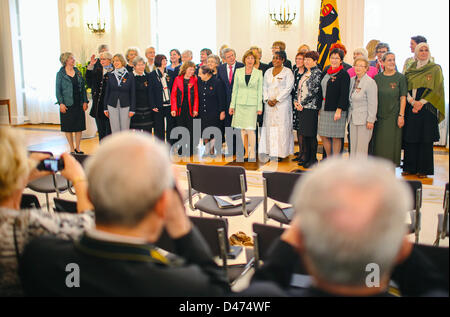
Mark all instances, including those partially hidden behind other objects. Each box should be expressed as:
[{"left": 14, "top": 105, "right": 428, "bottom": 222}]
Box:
[
  {"left": 414, "top": 244, "right": 449, "bottom": 291},
  {"left": 20, "top": 194, "right": 41, "bottom": 209},
  {"left": 28, "top": 150, "right": 54, "bottom": 157},
  {"left": 253, "top": 223, "right": 284, "bottom": 261},
  {"left": 53, "top": 198, "right": 77, "bottom": 213},
  {"left": 72, "top": 153, "right": 90, "bottom": 166},
  {"left": 155, "top": 216, "right": 230, "bottom": 258},
  {"left": 253, "top": 222, "right": 308, "bottom": 274},
  {"left": 406, "top": 180, "right": 423, "bottom": 209},
  {"left": 262, "top": 171, "right": 302, "bottom": 203},
  {"left": 187, "top": 163, "right": 247, "bottom": 196},
  {"left": 189, "top": 216, "right": 229, "bottom": 257}
]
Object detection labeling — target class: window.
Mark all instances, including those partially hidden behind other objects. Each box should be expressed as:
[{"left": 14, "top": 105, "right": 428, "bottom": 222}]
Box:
[
  {"left": 151, "top": 0, "right": 216, "bottom": 63},
  {"left": 17, "top": 0, "right": 61, "bottom": 123}
]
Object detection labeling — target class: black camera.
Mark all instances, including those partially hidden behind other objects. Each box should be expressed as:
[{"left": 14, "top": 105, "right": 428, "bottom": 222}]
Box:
[{"left": 36, "top": 158, "right": 64, "bottom": 172}]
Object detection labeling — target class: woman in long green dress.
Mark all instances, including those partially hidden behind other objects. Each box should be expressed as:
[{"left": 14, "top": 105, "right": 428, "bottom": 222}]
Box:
[{"left": 373, "top": 52, "right": 407, "bottom": 166}]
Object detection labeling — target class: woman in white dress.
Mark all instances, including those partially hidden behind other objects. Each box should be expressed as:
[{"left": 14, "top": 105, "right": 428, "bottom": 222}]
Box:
[{"left": 259, "top": 51, "right": 295, "bottom": 161}]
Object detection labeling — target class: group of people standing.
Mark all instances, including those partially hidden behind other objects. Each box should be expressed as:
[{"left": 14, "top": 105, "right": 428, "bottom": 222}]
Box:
[{"left": 56, "top": 36, "right": 445, "bottom": 176}]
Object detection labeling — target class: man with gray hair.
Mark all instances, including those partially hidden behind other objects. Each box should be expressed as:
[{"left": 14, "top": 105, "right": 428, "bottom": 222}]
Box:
[
  {"left": 19, "top": 132, "right": 230, "bottom": 296},
  {"left": 242, "top": 158, "right": 447, "bottom": 297},
  {"left": 181, "top": 49, "right": 193, "bottom": 64}
]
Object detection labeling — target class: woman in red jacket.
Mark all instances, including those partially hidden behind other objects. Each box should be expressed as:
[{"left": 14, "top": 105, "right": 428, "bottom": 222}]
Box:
[{"left": 171, "top": 61, "right": 199, "bottom": 157}]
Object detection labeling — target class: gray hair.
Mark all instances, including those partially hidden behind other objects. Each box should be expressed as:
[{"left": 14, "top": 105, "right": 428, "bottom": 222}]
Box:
[
  {"left": 125, "top": 47, "right": 140, "bottom": 61},
  {"left": 59, "top": 52, "right": 73, "bottom": 66},
  {"left": 182, "top": 50, "right": 193, "bottom": 58},
  {"left": 222, "top": 48, "right": 236, "bottom": 57},
  {"left": 291, "top": 157, "right": 412, "bottom": 287},
  {"left": 145, "top": 46, "right": 155, "bottom": 55},
  {"left": 207, "top": 54, "right": 221, "bottom": 66},
  {"left": 99, "top": 51, "right": 113, "bottom": 61},
  {"left": 84, "top": 132, "right": 174, "bottom": 228},
  {"left": 353, "top": 47, "right": 368, "bottom": 60},
  {"left": 381, "top": 52, "right": 395, "bottom": 62},
  {"left": 98, "top": 44, "right": 109, "bottom": 53},
  {"left": 132, "top": 56, "right": 146, "bottom": 67}
]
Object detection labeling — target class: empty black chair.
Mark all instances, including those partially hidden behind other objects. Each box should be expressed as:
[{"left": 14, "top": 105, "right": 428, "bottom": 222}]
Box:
[
  {"left": 434, "top": 183, "right": 449, "bottom": 246},
  {"left": 406, "top": 180, "right": 422, "bottom": 243},
  {"left": 262, "top": 171, "right": 302, "bottom": 225},
  {"left": 20, "top": 194, "right": 41, "bottom": 209},
  {"left": 252, "top": 223, "right": 309, "bottom": 288},
  {"left": 413, "top": 244, "right": 449, "bottom": 292},
  {"left": 53, "top": 198, "right": 77, "bottom": 213},
  {"left": 186, "top": 164, "right": 263, "bottom": 218}
]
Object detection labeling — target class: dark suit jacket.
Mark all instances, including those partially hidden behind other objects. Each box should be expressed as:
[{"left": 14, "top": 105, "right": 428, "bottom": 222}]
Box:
[
  {"left": 19, "top": 227, "right": 230, "bottom": 296},
  {"left": 104, "top": 71, "right": 136, "bottom": 112},
  {"left": 149, "top": 69, "right": 172, "bottom": 110},
  {"left": 217, "top": 62, "right": 244, "bottom": 127},
  {"left": 239, "top": 238, "right": 448, "bottom": 297}
]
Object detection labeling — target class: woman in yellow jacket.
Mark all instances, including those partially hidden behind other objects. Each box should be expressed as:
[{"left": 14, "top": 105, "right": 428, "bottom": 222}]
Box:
[{"left": 229, "top": 50, "right": 263, "bottom": 161}]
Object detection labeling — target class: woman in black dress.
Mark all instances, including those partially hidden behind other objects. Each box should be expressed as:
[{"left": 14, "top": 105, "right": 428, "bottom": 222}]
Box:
[
  {"left": 403, "top": 43, "right": 445, "bottom": 177},
  {"left": 56, "top": 52, "right": 88, "bottom": 153},
  {"left": 85, "top": 51, "right": 113, "bottom": 141},
  {"left": 197, "top": 65, "right": 226, "bottom": 157},
  {"left": 130, "top": 56, "right": 153, "bottom": 133}
]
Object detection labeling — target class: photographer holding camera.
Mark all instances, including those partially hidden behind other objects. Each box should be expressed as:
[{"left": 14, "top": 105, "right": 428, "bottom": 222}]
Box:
[{"left": 0, "top": 126, "right": 94, "bottom": 296}]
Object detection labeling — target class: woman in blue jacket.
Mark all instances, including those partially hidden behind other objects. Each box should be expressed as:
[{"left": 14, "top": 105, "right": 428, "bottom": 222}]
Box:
[
  {"left": 56, "top": 52, "right": 88, "bottom": 154},
  {"left": 104, "top": 54, "right": 136, "bottom": 133}
]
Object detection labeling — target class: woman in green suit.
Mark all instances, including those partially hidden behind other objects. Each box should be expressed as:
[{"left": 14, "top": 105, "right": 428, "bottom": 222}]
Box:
[{"left": 229, "top": 50, "right": 263, "bottom": 161}]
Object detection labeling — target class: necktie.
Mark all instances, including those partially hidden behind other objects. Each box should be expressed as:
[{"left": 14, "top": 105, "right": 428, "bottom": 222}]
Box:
[{"left": 229, "top": 65, "right": 233, "bottom": 84}]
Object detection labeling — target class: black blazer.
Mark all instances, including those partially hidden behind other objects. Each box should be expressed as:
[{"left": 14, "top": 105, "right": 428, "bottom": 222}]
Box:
[
  {"left": 86, "top": 62, "right": 113, "bottom": 119},
  {"left": 167, "top": 65, "right": 181, "bottom": 83},
  {"left": 322, "top": 69, "right": 350, "bottom": 112},
  {"left": 149, "top": 69, "right": 172, "bottom": 110},
  {"left": 217, "top": 62, "right": 244, "bottom": 108},
  {"left": 104, "top": 71, "right": 136, "bottom": 112},
  {"left": 198, "top": 76, "right": 227, "bottom": 118},
  {"left": 19, "top": 228, "right": 230, "bottom": 296}
]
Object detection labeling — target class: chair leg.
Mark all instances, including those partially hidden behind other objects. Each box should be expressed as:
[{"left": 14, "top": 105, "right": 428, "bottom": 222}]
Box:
[{"left": 45, "top": 193, "right": 50, "bottom": 212}]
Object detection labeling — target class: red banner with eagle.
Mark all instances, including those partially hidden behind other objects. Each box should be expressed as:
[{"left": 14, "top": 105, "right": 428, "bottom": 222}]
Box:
[{"left": 317, "top": 0, "right": 342, "bottom": 70}]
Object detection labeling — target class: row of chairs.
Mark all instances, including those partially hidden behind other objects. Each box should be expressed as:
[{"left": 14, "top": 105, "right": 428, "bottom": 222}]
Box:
[{"left": 23, "top": 153, "right": 448, "bottom": 245}]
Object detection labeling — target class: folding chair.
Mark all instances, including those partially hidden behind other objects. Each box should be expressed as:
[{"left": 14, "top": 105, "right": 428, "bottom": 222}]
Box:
[
  {"left": 186, "top": 164, "right": 263, "bottom": 218},
  {"left": 434, "top": 183, "right": 449, "bottom": 246},
  {"left": 406, "top": 180, "right": 422, "bottom": 243},
  {"left": 252, "top": 222, "right": 310, "bottom": 288},
  {"left": 67, "top": 154, "right": 90, "bottom": 195},
  {"left": 154, "top": 216, "right": 253, "bottom": 286},
  {"left": 20, "top": 194, "right": 41, "bottom": 209},
  {"left": 262, "top": 171, "right": 302, "bottom": 226},
  {"left": 53, "top": 198, "right": 77, "bottom": 213},
  {"left": 27, "top": 151, "right": 69, "bottom": 211}
]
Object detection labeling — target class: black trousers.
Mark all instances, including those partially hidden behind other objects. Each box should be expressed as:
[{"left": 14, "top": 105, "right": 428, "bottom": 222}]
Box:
[
  {"left": 154, "top": 106, "right": 175, "bottom": 145},
  {"left": 302, "top": 136, "right": 318, "bottom": 163},
  {"left": 95, "top": 117, "right": 111, "bottom": 141},
  {"left": 403, "top": 142, "right": 435, "bottom": 175}
]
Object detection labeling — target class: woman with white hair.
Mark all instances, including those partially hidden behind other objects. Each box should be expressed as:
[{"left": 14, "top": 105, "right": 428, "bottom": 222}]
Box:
[
  {"left": 130, "top": 56, "right": 153, "bottom": 133},
  {"left": 347, "top": 48, "right": 378, "bottom": 79},
  {"left": 56, "top": 52, "right": 89, "bottom": 154},
  {"left": 0, "top": 127, "right": 94, "bottom": 296},
  {"left": 206, "top": 54, "right": 221, "bottom": 77},
  {"left": 403, "top": 43, "right": 445, "bottom": 178},
  {"left": 86, "top": 51, "right": 114, "bottom": 141},
  {"left": 125, "top": 47, "right": 140, "bottom": 72},
  {"left": 144, "top": 46, "right": 156, "bottom": 73}
]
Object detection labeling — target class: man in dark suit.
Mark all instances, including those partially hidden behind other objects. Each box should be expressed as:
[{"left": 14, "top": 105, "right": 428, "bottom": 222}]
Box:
[
  {"left": 19, "top": 132, "right": 230, "bottom": 296},
  {"left": 241, "top": 158, "right": 448, "bottom": 297},
  {"left": 217, "top": 48, "right": 244, "bottom": 156}
]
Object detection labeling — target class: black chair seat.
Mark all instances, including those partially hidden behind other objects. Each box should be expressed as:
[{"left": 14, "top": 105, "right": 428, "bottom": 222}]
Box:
[
  {"left": 267, "top": 205, "right": 291, "bottom": 225},
  {"left": 27, "top": 174, "right": 68, "bottom": 193},
  {"left": 194, "top": 195, "right": 263, "bottom": 217},
  {"left": 438, "top": 214, "right": 449, "bottom": 237}
]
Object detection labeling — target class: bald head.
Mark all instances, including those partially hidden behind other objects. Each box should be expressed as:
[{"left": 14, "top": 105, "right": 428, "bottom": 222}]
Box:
[
  {"left": 291, "top": 158, "right": 412, "bottom": 287},
  {"left": 85, "top": 132, "right": 174, "bottom": 227}
]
